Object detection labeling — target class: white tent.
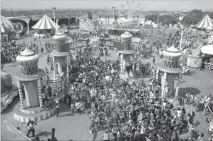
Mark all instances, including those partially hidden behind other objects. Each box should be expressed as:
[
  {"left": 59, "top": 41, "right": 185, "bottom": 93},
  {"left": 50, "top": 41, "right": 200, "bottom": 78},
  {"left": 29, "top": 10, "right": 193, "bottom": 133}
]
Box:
[
  {"left": 206, "top": 26, "right": 213, "bottom": 30},
  {"left": 196, "top": 15, "right": 213, "bottom": 29},
  {"left": 32, "top": 15, "right": 59, "bottom": 30},
  {"left": 0, "top": 16, "right": 14, "bottom": 33},
  {"left": 117, "top": 17, "right": 128, "bottom": 24},
  {"left": 201, "top": 45, "right": 213, "bottom": 55}
]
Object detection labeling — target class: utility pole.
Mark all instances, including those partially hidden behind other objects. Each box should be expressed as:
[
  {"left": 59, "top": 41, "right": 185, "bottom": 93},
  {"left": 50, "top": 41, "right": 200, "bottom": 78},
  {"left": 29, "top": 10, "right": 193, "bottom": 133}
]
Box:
[{"left": 52, "top": 7, "right": 56, "bottom": 23}]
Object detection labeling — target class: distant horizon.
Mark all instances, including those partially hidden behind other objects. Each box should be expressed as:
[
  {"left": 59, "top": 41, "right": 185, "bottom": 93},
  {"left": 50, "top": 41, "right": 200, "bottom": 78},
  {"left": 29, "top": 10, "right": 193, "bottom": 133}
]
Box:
[
  {"left": 2, "top": 0, "right": 213, "bottom": 12},
  {"left": 2, "top": 8, "right": 213, "bottom": 13}
]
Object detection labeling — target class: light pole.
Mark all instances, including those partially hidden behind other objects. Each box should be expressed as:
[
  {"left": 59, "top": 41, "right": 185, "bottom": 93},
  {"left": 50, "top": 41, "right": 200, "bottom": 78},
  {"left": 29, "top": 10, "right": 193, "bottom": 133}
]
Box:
[
  {"left": 112, "top": 7, "right": 115, "bottom": 20},
  {"left": 52, "top": 7, "right": 56, "bottom": 23},
  {"left": 157, "top": 14, "right": 160, "bottom": 26},
  {"left": 179, "top": 25, "right": 184, "bottom": 50},
  {"left": 112, "top": 7, "right": 115, "bottom": 27}
]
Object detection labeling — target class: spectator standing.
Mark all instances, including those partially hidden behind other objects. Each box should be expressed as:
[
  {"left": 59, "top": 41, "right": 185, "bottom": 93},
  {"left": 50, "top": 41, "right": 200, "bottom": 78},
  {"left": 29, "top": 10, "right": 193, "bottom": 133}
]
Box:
[{"left": 26, "top": 120, "right": 37, "bottom": 137}]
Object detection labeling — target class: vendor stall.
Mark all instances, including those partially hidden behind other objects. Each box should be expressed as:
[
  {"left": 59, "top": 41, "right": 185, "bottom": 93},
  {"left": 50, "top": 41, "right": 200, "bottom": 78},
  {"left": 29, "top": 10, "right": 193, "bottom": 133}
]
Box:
[
  {"left": 32, "top": 15, "right": 60, "bottom": 36},
  {"left": 201, "top": 45, "right": 213, "bottom": 70}
]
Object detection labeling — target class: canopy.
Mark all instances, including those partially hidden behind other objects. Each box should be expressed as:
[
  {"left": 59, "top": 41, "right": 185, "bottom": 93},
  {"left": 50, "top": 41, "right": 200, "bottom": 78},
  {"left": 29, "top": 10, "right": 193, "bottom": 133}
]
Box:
[
  {"left": 196, "top": 15, "right": 213, "bottom": 29},
  {"left": 0, "top": 16, "right": 14, "bottom": 33},
  {"left": 117, "top": 17, "right": 128, "bottom": 24},
  {"left": 32, "top": 15, "right": 59, "bottom": 30},
  {"left": 201, "top": 45, "right": 213, "bottom": 55},
  {"left": 206, "top": 26, "right": 213, "bottom": 30}
]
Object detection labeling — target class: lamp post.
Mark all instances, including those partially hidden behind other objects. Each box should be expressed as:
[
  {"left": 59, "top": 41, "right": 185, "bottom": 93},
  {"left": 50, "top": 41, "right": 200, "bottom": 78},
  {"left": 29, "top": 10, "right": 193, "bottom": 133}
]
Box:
[
  {"left": 112, "top": 7, "right": 115, "bottom": 20},
  {"left": 157, "top": 14, "right": 160, "bottom": 26},
  {"left": 112, "top": 7, "right": 115, "bottom": 27},
  {"left": 179, "top": 25, "right": 184, "bottom": 50},
  {"left": 52, "top": 7, "right": 56, "bottom": 23}
]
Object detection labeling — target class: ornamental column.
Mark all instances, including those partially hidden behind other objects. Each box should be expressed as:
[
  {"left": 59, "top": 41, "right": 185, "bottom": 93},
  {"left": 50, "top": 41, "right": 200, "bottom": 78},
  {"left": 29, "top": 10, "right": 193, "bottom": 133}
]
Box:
[
  {"left": 17, "top": 81, "right": 25, "bottom": 109},
  {"left": 68, "top": 16, "right": 71, "bottom": 29},
  {"left": 37, "top": 79, "right": 44, "bottom": 108},
  {"left": 156, "top": 45, "right": 182, "bottom": 98},
  {"left": 26, "top": 21, "right": 30, "bottom": 35},
  {"left": 120, "top": 54, "right": 125, "bottom": 74},
  {"left": 155, "top": 68, "right": 159, "bottom": 82},
  {"left": 66, "top": 56, "right": 70, "bottom": 85},
  {"left": 161, "top": 72, "right": 167, "bottom": 98},
  {"left": 175, "top": 84, "right": 179, "bottom": 97},
  {"left": 53, "top": 57, "right": 58, "bottom": 80},
  {"left": 121, "top": 31, "right": 132, "bottom": 50}
]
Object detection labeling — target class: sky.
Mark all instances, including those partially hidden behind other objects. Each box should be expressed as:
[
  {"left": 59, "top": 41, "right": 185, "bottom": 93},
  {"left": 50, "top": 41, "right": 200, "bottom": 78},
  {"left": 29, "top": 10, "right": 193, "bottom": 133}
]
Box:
[{"left": 1, "top": 0, "right": 213, "bottom": 11}]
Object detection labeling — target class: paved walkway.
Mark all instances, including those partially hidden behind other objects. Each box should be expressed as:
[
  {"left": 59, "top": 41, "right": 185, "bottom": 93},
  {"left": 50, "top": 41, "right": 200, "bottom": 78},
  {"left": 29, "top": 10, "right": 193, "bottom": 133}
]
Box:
[{"left": 2, "top": 36, "right": 213, "bottom": 140}]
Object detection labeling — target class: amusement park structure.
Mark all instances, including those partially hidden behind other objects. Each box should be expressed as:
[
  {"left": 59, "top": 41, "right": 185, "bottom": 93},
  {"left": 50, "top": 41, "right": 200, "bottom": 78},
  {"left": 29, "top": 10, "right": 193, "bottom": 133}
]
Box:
[
  {"left": 14, "top": 47, "right": 54, "bottom": 122},
  {"left": 119, "top": 0, "right": 141, "bottom": 20},
  {"left": 50, "top": 33, "right": 71, "bottom": 96},
  {"left": 118, "top": 31, "right": 136, "bottom": 79},
  {"left": 155, "top": 46, "right": 182, "bottom": 98}
]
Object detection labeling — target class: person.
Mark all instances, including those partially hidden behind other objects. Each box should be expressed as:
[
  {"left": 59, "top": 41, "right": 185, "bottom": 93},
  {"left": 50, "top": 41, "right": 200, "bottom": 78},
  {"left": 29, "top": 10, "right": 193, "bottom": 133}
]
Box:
[
  {"left": 56, "top": 101, "right": 60, "bottom": 118},
  {"left": 75, "top": 101, "right": 81, "bottom": 114},
  {"left": 197, "top": 133, "right": 204, "bottom": 141},
  {"left": 102, "top": 130, "right": 109, "bottom": 141},
  {"left": 152, "top": 56, "right": 155, "bottom": 64},
  {"left": 27, "top": 119, "right": 37, "bottom": 137}
]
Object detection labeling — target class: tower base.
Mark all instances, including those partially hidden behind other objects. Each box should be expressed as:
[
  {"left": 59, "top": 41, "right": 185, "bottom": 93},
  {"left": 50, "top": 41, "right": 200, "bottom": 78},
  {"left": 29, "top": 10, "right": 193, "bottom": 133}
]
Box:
[
  {"left": 119, "top": 73, "right": 129, "bottom": 80},
  {"left": 13, "top": 102, "right": 55, "bottom": 122}
]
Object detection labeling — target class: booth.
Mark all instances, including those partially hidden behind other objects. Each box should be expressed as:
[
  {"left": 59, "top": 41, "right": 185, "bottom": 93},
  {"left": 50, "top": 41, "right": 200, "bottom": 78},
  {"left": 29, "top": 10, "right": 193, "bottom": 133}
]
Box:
[{"left": 187, "top": 55, "right": 203, "bottom": 69}]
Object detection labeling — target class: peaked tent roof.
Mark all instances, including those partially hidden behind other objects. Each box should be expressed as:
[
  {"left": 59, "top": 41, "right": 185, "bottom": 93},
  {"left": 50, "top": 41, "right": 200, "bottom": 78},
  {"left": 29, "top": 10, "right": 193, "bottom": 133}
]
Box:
[
  {"left": 196, "top": 15, "right": 213, "bottom": 29},
  {"left": 0, "top": 16, "right": 14, "bottom": 33},
  {"left": 32, "top": 15, "right": 59, "bottom": 29},
  {"left": 201, "top": 45, "right": 213, "bottom": 55}
]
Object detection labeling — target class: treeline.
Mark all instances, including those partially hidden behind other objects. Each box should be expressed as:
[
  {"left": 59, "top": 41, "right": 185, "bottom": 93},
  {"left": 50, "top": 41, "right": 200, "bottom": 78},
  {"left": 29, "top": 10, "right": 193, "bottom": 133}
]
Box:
[
  {"left": 145, "top": 9, "right": 213, "bottom": 26},
  {"left": 1, "top": 9, "right": 105, "bottom": 17}
]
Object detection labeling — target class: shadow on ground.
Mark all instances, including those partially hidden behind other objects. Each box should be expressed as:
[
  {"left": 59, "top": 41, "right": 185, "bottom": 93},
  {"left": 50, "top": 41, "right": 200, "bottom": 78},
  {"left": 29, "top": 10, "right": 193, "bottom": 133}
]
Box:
[
  {"left": 36, "top": 131, "right": 51, "bottom": 137},
  {"left": 2, "top": 96, "right": 19, "bottom": 114},
  {"left": 179, "top": 87, "right": 201, "bottom": 97}
]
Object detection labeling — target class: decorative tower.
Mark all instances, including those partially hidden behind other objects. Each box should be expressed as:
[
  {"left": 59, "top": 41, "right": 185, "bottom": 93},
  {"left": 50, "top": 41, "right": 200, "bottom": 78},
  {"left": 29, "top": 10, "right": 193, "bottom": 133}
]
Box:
[
  {"left": 156, "top": 46, "right": 182, "bottom": 98},
  {"left": 118, "top": 32, "right": 135, "bottom": 80},
  {"left": 50, "top": 33, "right": 71, "bottom": 97},
  {"left": 121, "top": 31, "right": 132, "bottom": 50},
  {"left": 14, "top": 47, "right": 55, "bottom": 122}
]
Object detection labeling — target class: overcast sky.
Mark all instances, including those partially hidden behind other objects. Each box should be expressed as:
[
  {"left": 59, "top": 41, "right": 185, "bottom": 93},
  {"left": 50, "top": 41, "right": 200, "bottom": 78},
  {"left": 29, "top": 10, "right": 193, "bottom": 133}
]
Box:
[{"left": 2, "top": 0, "right": 213, "bottom": 11}]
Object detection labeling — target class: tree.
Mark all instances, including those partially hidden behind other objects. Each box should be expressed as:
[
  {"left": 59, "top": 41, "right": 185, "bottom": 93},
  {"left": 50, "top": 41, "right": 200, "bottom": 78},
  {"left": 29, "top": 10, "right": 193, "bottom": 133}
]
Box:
[
  {"left": 145, "top": 14, "right": 158, "bottom": 22},
  {"left": 87, "top": 12, "right": 93, "bottom": 20},
  {"left": 210, "top": 12, "right": 213, "bottom": 19},
  {"left": 181, "top": 9, "right": 204, "bottom": 26},
  {"left": 159, "top": 15, "right": 178, "bottom": 26}
]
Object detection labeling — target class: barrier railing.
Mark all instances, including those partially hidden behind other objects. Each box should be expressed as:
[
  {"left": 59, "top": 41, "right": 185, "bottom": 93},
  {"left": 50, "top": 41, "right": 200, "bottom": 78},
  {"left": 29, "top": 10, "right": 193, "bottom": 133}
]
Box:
[
  {"left": 86, "top": 19, "right": 95, "bottom": 29},
  {"left": 79, "top": 19, "right": 92, "bottom": 31},
  {"left": 69, "top": 40, "right": 87, "bottom": 49}
]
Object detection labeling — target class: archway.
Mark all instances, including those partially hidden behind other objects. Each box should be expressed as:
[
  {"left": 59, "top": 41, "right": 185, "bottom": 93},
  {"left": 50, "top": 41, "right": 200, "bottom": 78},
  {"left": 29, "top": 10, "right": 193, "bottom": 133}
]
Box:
[{"left": 7, "top": 16, "right": 32, "bottom": 34}]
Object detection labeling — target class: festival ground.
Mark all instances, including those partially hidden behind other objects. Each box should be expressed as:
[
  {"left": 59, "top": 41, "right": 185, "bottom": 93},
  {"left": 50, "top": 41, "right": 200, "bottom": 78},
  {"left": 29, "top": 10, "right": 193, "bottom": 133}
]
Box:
[{"left": 1, "top": 36, "right": 213, "bottom": 140}]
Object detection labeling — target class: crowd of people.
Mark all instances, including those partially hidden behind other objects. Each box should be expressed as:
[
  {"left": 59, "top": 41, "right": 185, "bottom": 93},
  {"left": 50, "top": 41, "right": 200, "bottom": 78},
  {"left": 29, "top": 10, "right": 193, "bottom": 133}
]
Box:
[
  {"left": 39, "top": 45, "right": 210, "bottom": 141},
  {"left": 2, "top": 25, "right": 213, "bottom": 141},
  {"left": 1, "top": 39, "right": 41, "bottom": 64}
]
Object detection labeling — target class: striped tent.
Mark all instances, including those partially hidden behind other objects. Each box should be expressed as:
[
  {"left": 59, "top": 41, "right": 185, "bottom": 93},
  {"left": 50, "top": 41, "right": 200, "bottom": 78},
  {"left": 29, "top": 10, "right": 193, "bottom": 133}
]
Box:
[
  {"left": 0, "top": 16, "right": 14, "bottom": 33},
  {"left": 201, "top": 45, "right": 213, "bottom": 55},
  {"left": 196, "top": 15, "right": 213, "bottom": 29},
  {"left": 32, "top": 15, "right": 59, "bottom": 29}
]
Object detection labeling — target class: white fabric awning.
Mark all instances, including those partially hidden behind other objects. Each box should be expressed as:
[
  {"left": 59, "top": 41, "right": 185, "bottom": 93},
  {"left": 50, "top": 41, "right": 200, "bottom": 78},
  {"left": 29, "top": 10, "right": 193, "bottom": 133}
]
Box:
[
  {"left": 206, "top": 26, "right": 213, "bottom": 30},
  {"left": 32, "top": 15, "right": 59, "bottom": 30},
  {"left": 0, "top": 16, "right": 14, "bottom": 33},
  {"left": 196, "top": 15, "right": 213, "bottom": 29},
  {"left": 117, "top": 17, "right": 128, "bottom": 24},
  {"left": 201, "top": 45, "right": 213, "bottom": 55}
]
